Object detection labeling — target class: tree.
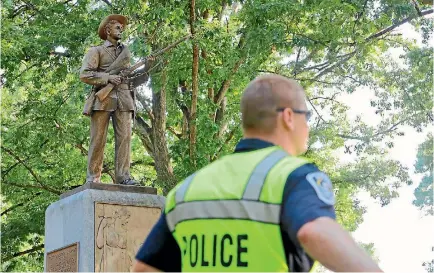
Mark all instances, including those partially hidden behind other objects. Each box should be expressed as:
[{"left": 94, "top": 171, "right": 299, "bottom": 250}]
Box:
[
  {"left": 423, "top": 259, "right": 434, "bottom": 273},
  {"left": 413, "top": 133, "right": 433, "bottom": 215},
  {"left": 1, "top": 0, "right": 432, "bottom": 271}
]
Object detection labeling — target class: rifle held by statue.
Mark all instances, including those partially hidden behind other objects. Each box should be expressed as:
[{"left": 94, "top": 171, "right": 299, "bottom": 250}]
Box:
[{"left": 95, "top": 34, "right": 191, "bottom": 101}]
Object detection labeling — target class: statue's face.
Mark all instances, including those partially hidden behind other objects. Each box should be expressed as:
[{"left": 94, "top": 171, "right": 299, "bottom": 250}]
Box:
[{"left": 107, "top": 21, "right": 124, "bottom": 41}]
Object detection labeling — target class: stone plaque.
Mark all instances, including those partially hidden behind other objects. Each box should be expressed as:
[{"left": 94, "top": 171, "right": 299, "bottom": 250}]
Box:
[
  {"left": 94, "top": 203, "right": 161, "bottom": 272},
  {"left": 46, "top": 243, "right": 79, "bottom": 272}
]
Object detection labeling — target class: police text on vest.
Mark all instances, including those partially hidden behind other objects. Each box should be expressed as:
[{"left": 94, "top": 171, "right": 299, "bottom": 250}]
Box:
[{"left": 182, "top": 234, "right": 248, "bottom": 268}]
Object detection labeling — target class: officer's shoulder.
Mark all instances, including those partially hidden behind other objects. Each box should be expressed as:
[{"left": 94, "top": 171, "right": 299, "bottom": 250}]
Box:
[
  {"left": 286, "top": 163, "right": 335, "bottom": 206},
  {"left": 289, "top": 162, "right": 321, "bottom": 176},
  {"left": 166, "top": 172, "right": 199, "bottom": 199},
  {"left": 164, "top": 179, "right": 187, "bottom": 213},
  {"left": 286, "top": 162, "right": 331, "bottom": 184},
  {"left": 166, "top": 180, "right": 185, "bottom": 197}
]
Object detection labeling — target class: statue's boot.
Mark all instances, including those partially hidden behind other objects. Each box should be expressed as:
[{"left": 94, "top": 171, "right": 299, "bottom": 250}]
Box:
[{"left": 119, "top": 178, "right": 139, "bottom": 186}]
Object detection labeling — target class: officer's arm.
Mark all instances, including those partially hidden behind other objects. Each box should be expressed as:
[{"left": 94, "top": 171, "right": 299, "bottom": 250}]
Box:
[
  {"left": 281, "top": 163, "right": 382, "bottom": 272},
  {"left": 79, "top": 47, "right": 110, "bottom": 86},
  {"left": 132, "top": 261, "right": 160, "bottom": 272},
  {"left": 132, "top": 211, "right": 181, "bottom": 272},
  {"left": 298, "top": 217, "right": 383, "bottom": 272}
]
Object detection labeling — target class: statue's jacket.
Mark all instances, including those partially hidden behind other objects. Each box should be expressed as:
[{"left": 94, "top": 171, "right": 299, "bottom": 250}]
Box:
[{"left": 80, "top": 40, "right": 148, "bottom": 114}]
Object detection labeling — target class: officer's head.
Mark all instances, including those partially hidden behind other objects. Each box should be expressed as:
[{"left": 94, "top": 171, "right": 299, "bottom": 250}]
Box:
[{"left": 240, "top": 74, "right": 311, "bottom": 156}]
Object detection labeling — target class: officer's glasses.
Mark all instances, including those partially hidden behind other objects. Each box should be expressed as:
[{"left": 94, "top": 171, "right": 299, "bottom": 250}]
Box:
[{"left": 276, "top": 107, "right": 312, "bottom": 122}]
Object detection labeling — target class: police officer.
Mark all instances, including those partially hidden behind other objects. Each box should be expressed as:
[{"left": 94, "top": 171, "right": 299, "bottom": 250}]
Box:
[{"left": 132, "top": 74, "right": 382, "bottom": 272}]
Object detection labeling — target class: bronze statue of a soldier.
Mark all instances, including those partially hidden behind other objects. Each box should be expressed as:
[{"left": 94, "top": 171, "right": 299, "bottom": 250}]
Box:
[{"left": 79, "top": 14, "right": 153, "bottom": 185}]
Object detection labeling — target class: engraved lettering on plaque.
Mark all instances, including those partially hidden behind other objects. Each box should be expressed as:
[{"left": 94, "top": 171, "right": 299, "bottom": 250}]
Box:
[
  {"left": 46, "top": 243, "right": 79, "bottom": 272},
  {"left": 95, "top": 203, "right": 161, "bottom": 272}
]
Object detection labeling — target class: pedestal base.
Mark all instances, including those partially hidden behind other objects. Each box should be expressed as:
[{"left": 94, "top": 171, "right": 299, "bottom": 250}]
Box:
[{"left": 44, "top": 183, "right": 165, "bottom": 272}]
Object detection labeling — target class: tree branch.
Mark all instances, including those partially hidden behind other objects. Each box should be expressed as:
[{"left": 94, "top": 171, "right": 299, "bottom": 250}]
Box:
[
  {"left": 218, "top": 0, "right": 227, "bottom": 22},
  {"left": 211, "top": 126, "right": 237, "bottom": 161},
  {"left": 136, "top": 92, "right": 154, "bottom": 121},
  {"left": 307, "top": 98, "right": 328, "bottom": 124},
  {"left": 3, "top": 244, "right": 44, "bottom": 262},
  {"left": 1, "top": 192, "right": 42, "bottom": 216},
  {"left": 3, "top": 179, "right": 58, "bottom": 194},
  {"left": 340, "top": 74, "right": 365, "bottom": 85},
  {"left": 366, "top": 9, "right": 433, "bottom": 41},
  {"left": 167, "top": 126, "right": 182, "bottom": 139},
  {"left": 292, "top": 47, "right": 302, "bottom": 77},
  {"left": 287, "top": 48, "right": 320, "bottom": 73},
  {"left": 10, "top": 4, "right": 29, "bottom": 18},
  {"left": 338, "top": 117, "right": 410, "bottom": 142},
  {"left": 175, "top": 82, "right": 191, "bottom": 139},
  {"left": 315, "top": 51, "right": 357, "bottom": 80},
  {"left": 189, "top": 0, "right": 199, "bottom": 167},
  {"left": 351, "top": 0, "right": 369, "bottom": 36},
  {"left": 2, "top": 161, "right": 22, "bottom": 180},
  {"left": 412, "top": 0, "right": 423, "bottom": 16},
  {"left": 301, "top": 51, "right": 356, "bottom": 72},
  {"left": 134, "top": 115, "right": 154, "bottom": 158},
  {"left": 75, "top": 143, "right": 88, "bottom": 156},
  {"left": 310, "top": 95, "right": 341, "bottom": 104},
  {"left": 214, "top": 56, "right": 245, "bottom": 105},
  {"left": 298, "top": 10, "right": 432, "bottom": 80},
  {"left": 294, "top": 32, "right": 330, "bottom": 47},
  {"left": 1, "top": 147, "right": 62, "bottom": 194},
  {"left": 298, "top": 78, "right": 342, "bottom": 85}
]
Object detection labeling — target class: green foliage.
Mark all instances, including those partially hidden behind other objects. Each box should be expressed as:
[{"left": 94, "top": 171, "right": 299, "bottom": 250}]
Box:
[
  {"left": 423, "top": 259, "right": 434, "bottom": 273},
  {"left": 1, "top": 0, "right": 432, "bottom": 271},
  {"left": 413, "top": 133, "right": 433, "bottom": 215}
]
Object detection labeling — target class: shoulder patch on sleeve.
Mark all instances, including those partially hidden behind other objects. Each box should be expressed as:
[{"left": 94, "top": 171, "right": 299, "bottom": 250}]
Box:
[{"left": 305, "top": 172, "right": 335, "bottom": 206}]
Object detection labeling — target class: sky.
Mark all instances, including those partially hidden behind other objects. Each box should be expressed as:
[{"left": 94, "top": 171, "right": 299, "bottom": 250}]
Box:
[
  {"left": 339, "top": 89, "right": 433, "bottom": 273},
  {"left": 323, "top": 22, "right": 433, "bottom": 272}
]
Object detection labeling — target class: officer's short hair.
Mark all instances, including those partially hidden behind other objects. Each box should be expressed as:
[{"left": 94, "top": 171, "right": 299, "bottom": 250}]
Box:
[{"left": 240, "top": 74, "right": 305, "bottom": 133}]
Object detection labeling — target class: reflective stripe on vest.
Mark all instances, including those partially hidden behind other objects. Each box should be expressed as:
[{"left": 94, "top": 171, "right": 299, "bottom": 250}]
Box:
[
  {"left": 166, "top": 200, "right": 280, "bottom": 232},
  {"left": 242, "top": 149, "right": 288, "bottom": 200},
  {"left": 175, "top": 173, "right": 196, "bottom": 204}
]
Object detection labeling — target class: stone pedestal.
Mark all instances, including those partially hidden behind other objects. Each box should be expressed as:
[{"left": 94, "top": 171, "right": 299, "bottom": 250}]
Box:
[{"left": 44, "top": 183, "right": 165, "bottom": 272}]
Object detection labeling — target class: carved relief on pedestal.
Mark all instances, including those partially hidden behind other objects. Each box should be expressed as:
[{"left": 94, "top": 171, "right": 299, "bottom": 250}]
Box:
[{"left": 94, "top": 203, "right": 161, "bottom": 272}]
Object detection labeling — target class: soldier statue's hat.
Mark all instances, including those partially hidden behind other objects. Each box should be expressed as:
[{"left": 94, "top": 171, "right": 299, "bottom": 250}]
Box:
[{"left": 98, "top": 14, "right": 128, "bottom": 40}]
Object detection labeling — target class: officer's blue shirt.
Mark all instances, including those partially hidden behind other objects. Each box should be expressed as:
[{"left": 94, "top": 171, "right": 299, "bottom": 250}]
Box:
[{"left": 136, "top": 138, "right": 336, "bottom": 272}]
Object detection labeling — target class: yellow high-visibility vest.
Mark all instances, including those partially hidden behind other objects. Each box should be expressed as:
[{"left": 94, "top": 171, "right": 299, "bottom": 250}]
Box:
[{"left": 165, "top": 146, "right": 314, "bottom": 272}]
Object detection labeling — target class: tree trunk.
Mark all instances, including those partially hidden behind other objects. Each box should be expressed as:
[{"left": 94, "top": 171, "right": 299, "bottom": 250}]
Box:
[
  {"left": 189, "top": 0, "right": 199, "bottom": 167},
  {"left": 152, "top": 70, "right": 178, "bottom": 194}
]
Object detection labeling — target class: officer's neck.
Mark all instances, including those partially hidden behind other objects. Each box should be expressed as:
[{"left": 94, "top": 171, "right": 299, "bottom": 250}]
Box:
[{"left": 242, "top": 131, "right": 297, "bottom": 155}]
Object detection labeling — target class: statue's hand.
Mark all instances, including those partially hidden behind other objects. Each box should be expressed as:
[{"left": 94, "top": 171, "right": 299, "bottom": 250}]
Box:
[{"left": 108, "top": 75, "right": 122, "bottom": 85}]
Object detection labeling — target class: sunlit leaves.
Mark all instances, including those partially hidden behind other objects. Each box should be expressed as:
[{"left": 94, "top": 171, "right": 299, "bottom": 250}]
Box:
[
  {"left": 413, "top": 133, "right": 433, "bottom": 215},
  {"left": 1, "top": 0, "right": 433, "bottom": 270}
]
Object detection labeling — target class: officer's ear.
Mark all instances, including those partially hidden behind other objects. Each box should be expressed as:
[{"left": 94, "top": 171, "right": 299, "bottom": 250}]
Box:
[{"left": 281, "top": 108, "right": 295, "bottom": 131}]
